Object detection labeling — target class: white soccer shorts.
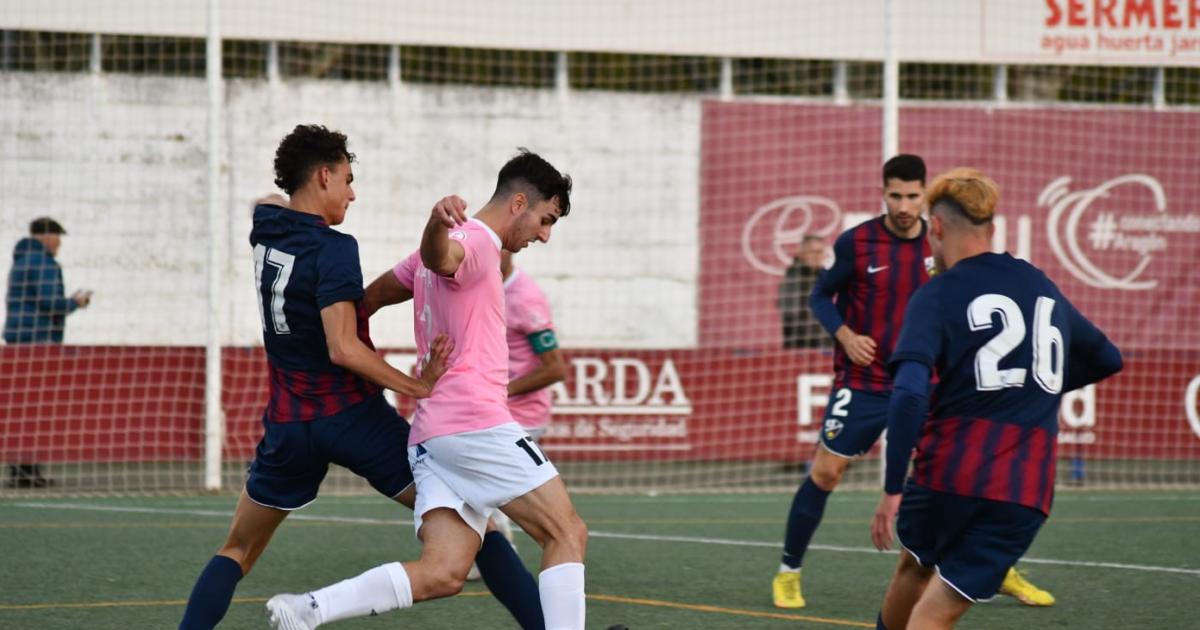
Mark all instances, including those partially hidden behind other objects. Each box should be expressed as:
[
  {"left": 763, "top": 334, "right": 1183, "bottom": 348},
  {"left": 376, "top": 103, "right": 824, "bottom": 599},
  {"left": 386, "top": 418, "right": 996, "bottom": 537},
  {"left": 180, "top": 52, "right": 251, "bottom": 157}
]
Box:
[{"left": 408, "top": 422, "right": 559, "bottom": 541}]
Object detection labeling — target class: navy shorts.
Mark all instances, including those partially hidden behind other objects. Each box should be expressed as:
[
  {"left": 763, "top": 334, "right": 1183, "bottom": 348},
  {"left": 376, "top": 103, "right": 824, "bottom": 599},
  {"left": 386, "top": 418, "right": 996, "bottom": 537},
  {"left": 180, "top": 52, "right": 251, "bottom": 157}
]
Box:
[
  {"left": 897, "top": 482, "right": 1046, "bottom": 602},
  {"left": 245, "top": 394, "right": 414, "bottom": 510},
  {"left": 819, "top": 387, "right": 890, "bottom": 457}
]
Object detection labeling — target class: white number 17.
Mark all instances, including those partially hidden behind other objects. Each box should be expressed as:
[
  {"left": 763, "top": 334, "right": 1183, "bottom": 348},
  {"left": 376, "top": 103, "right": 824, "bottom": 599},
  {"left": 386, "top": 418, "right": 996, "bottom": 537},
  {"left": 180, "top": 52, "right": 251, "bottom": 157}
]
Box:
[{"left": 253, "top": 243, "right": 296, "bottom": 334}]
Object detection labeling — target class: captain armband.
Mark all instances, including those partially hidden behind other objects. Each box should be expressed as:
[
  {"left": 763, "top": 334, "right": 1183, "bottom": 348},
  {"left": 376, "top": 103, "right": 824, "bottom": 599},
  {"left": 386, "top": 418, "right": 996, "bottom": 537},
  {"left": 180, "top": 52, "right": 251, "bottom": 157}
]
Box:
[{"left": 528, "top": 329, "right": 559, "bottom": 354}]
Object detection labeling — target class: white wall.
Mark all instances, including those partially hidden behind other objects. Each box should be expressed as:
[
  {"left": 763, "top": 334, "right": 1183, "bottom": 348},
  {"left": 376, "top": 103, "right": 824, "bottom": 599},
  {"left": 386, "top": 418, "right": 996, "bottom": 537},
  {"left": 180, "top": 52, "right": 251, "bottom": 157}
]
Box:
[{"left": 0, "top": 73, "right": 700, "bottom": 348}]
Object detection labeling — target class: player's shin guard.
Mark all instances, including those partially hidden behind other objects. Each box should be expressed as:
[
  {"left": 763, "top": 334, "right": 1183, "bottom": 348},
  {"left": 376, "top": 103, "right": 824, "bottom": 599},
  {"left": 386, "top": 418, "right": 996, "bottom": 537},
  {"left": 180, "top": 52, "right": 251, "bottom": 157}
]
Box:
[
  {"left": 782, "top": 477, "right": 831, "bottom": 568},
  {"left": 311, "top": 562, "right": 412, "bottom": 624},
  {"left": 477, "top": 530, "right": 545, "bottom": 630},
  {"left": 179, "top": 555, "right": 243, "bottom": 630},
  {"left": 538, "top": 562, "right": 585, "bottom": 630}
]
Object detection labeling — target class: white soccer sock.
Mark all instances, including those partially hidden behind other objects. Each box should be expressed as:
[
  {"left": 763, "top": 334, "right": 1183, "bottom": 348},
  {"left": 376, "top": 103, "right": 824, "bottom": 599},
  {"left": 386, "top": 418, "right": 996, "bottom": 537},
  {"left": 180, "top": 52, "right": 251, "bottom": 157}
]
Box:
[
  {"left": 778, "top": 563, "right": 801, "bottom": 574},
  {"left": 538, "top": 562, "right": 585, "bottom": 630},
  {"left": 311, "top": 562, "right": 413, "bottom": 624}
]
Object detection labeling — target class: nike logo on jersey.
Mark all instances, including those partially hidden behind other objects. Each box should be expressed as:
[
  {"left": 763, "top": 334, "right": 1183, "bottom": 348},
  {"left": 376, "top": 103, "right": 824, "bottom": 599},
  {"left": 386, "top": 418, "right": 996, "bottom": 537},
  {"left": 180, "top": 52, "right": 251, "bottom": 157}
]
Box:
[{"left": 867, "top": 265, "right": 888, "bottom": 274}]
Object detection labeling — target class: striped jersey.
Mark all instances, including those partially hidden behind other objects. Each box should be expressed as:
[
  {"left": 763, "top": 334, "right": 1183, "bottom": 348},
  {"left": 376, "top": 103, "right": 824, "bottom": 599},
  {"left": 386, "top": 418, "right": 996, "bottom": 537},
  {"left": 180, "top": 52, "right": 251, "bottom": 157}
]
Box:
[
  {"left": 250, "top": 204, "right": 382, "bottom": 423},
  {"left": 889, "top": 252, "right": 1120, "bottom": 514},
  {"left": 810, "top": 215, "right": 933, "bottom": 392}
]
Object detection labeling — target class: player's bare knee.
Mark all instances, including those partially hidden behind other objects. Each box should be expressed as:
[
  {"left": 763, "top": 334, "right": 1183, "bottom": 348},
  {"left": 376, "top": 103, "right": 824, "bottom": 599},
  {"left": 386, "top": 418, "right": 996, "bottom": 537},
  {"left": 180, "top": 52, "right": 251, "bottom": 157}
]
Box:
[
  {"left": 809, "top": 449, "right": 848, "bottom": 490},
  {"left": 810, "top": 466, "right": 844, "bottom": 491},
  {"left": 897, "top": 552, "right": 931, "bottom": 580},
  {"left": 550, "top": 512, "right": 588, "bottom": 549},
  {"left": 219, "top": 529, "right": 270, "bottom": 573},
  {"left": 564, "top": 514, "right": 588, "bottom": 556},
  {"left": 424, "top": 567, "right": 467, "bottom": 599}
]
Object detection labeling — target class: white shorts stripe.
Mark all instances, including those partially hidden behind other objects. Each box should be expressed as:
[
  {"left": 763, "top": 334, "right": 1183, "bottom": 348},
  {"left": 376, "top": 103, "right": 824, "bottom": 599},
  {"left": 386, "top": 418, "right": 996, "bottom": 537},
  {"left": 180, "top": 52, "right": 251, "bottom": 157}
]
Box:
[{"left": 934, "top": 565, "right": 977, "bottom": 603}]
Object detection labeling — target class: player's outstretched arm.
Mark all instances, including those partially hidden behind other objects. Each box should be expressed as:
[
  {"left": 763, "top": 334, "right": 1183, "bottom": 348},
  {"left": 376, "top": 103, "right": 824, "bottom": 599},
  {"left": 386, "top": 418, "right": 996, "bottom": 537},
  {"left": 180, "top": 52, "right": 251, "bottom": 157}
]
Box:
[
  {"left": 320, "top": 301, "right": 446, "bottom": 397},
  {"left": 420, "top": 195, "right": 468, "bottom": 277},
  {"left": 418, "top": 334, "right": 453, "bottom": 391},
  {"left": 363, "top": 270, "right": 414, "bottom": 317}
]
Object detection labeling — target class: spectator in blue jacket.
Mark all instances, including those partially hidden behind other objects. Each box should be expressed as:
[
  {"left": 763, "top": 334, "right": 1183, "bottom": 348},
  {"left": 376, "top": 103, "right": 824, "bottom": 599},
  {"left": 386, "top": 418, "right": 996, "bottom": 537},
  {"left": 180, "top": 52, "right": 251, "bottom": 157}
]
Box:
[
  {"left": 4, "top": 217, "right": 91, "bottom": 344},
  {"left": 4, "top": 217, "right": 91, "bottom": 487}
]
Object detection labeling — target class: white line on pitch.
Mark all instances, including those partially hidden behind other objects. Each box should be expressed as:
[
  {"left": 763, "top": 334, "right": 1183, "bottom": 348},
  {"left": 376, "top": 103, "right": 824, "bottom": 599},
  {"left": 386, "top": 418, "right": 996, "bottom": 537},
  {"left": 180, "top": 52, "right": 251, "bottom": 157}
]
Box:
[
  {"left": 8, "top": 492, "right": 1196, "bottom": 509},
  {"left": 583, "top": 531, "right": 1200, "bottom": 576},
  {"left": 11, "top": 502, "right": 1200, "bottom": 577},
  {"left": 563, "top": 493, "right": 1200, "bottom": 505},
  {"left": 520, "top": 493, "right": 1200, "bottom": 505},
  {"left": 11, "top": 502, "right": 413, "bottom": 525}
]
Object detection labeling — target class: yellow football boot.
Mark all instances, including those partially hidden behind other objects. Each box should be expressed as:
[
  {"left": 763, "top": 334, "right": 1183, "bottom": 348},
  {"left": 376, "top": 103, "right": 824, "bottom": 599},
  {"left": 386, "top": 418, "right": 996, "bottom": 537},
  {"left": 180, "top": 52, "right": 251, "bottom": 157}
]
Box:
[
  {"left": 999, "top": 567, "right": 1056, "bottom": 606},
  {"left": 772, "top": 571, "right": 806, "bottom": 609}
]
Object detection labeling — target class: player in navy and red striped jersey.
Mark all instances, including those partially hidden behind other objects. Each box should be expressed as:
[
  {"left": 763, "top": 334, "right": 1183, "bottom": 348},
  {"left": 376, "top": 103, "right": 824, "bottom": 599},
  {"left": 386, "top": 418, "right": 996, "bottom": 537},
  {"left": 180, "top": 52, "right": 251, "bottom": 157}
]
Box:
[
  {"left": 179, "top": 125, "right": 543, "bottom": 630},
  {"left": 773, "top": 156, "right": 1055, "bottom": 609},
  {"left": 255, "top": 207, "right": 385, "bottom": 423},
  {"left": 870, "top": 168, "right": 1122, "bottom": 629},
  {"left": 772, "top": 155, "right": 932, "bottom": 608}
]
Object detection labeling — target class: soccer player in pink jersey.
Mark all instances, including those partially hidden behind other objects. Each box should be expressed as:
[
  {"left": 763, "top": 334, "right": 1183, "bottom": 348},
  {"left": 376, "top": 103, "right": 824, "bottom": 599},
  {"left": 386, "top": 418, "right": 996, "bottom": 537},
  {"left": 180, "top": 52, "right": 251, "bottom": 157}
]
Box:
[
  {"left": 502, "top": 250, "right": 567, "bottom": 441},
  {"left": 267, "top": 150, "right": 587, "bottom": 630},
  {"left": 359, "top": 247, "right": 565, "bottom": 589}
]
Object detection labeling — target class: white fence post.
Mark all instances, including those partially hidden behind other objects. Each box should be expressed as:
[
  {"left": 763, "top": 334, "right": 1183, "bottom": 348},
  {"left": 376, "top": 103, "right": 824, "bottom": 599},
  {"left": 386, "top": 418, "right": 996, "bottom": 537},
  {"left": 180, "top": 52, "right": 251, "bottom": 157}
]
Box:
[{"left": 204, "top": 0, "right": 226, "bottom": 492}]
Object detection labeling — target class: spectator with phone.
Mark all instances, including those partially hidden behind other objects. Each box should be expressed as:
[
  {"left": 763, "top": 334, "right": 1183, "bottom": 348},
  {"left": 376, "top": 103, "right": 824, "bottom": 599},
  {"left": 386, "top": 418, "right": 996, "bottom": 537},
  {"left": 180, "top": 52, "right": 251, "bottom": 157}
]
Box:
[{"left": 3, "top": 216, "right": 92, "bottom": 487}]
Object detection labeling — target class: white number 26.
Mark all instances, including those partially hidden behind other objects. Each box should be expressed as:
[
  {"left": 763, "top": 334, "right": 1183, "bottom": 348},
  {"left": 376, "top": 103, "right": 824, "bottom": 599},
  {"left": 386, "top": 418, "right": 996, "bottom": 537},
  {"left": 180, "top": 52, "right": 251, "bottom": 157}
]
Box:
[{"left": 968, "top": 294, "right": 1063, "bottom": 394}]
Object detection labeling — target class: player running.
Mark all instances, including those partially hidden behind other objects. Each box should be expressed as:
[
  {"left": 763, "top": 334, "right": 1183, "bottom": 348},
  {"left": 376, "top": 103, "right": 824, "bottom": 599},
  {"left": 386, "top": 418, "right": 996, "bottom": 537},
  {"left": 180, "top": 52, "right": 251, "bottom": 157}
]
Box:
[
  {"left": 178, "top": 125, "right": 540, "bottom": 630},
  {"left": 870, "top": 168, "right": 1123, "bottom": 629},
  {"left": 773, "top": 154, "right": 1054, "bottom": 609},
  {"left": 267, "top": 149, "right": 587, "bottom": 630}
]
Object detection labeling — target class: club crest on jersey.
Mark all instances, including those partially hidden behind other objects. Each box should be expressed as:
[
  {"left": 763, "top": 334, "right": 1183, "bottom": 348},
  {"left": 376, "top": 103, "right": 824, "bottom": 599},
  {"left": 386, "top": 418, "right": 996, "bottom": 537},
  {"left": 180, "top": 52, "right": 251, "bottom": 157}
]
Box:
[
  {"left": 823, "top": 419, "right": 844, "bottom": 440},
  {"left": 449, "top": 230, "right": 467, "bottom": 241},
  {"left": 924, "top": 256, "right": 937, "bottom": 277}
]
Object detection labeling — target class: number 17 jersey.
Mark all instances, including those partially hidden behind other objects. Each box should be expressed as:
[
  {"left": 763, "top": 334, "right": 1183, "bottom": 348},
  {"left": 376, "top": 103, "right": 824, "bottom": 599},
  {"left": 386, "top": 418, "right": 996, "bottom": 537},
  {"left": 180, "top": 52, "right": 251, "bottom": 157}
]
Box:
[{"left": 250, "top": 204, "right": 382, "bottom": 423}]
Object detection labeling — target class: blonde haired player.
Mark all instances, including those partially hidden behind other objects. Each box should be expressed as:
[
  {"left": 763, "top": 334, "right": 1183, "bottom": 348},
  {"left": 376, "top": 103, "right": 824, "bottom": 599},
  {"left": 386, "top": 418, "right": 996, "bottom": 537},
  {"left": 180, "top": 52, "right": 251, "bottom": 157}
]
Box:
[
  {"left": 773, "top": 156, "right": 1055, "bottom": 610},
  {"left": 870, "top": 168, "right": 1122, "bottom": 628}
]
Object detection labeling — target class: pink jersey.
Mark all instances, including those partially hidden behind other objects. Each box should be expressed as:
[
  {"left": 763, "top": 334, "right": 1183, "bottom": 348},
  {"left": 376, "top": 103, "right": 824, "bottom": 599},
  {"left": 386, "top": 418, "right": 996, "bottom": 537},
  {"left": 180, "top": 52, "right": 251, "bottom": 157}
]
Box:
[
  {"left": 392, "top": 219, "right": 512, "bottom": 444},
  {"left": 504, "top": 268, "right": 556, "bottom": 430}
]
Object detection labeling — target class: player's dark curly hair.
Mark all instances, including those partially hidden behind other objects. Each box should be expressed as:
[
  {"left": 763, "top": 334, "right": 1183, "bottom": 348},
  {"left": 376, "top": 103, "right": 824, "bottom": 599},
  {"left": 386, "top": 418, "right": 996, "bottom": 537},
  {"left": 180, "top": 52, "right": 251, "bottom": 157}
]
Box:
[
  {"left": 273, "top": 124, "right": 355, "bottom": 195},
  {"left": 493, "top": 148, "right": 573, "bottom": 217},
  {"left": 882, "top": 153, "right": 926, "bottom": 186}
]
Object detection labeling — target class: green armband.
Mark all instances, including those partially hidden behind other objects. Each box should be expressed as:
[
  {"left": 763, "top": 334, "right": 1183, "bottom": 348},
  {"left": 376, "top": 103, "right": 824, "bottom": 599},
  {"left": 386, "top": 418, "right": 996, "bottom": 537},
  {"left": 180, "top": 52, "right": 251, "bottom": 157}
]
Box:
[{"left": 528, "top": 329, "right": 559, "bottom": 353}]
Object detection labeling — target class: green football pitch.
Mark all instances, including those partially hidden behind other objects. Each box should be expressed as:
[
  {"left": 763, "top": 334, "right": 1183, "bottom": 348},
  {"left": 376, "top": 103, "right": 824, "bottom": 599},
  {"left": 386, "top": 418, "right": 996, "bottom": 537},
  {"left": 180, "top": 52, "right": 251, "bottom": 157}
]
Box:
[{"left": 1, "top": 490, "right": 1196, "bottom": 629}]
